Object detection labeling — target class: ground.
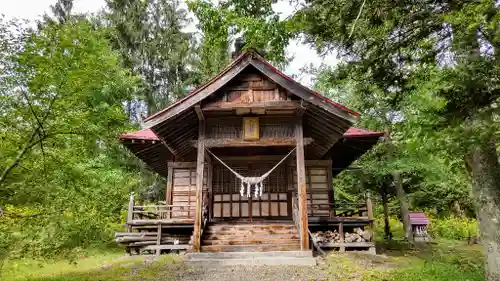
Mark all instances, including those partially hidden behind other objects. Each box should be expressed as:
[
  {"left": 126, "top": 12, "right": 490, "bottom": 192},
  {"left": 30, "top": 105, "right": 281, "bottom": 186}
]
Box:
[{"left": 1, "top": 240, "right": 484, "bottom": 281}]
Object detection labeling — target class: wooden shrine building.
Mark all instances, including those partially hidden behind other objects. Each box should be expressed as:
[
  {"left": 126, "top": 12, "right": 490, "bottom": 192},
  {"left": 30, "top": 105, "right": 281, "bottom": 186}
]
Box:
[{"left": 117, "top": 51, "right": 383, "bottom": 256}]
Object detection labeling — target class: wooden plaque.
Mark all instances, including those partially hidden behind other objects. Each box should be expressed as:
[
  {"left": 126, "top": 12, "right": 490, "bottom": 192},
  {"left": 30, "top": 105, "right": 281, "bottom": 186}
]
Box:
[{"left": 243, "top": 117, "right": 259, "bottom": 140}]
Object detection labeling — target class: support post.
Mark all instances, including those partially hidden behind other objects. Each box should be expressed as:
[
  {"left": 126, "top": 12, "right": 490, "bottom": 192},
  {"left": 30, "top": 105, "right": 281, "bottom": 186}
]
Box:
[
  {"left": 366, "top": 192, "right": 374, "bottom": 220},
  {"left": 366, "top": 192, "right": 375, "bottom": 243},
  {"left": 193, "top": 119, "right": 205, "bottom": 252},
  {"left": 166, "top": 166, "right": 173, "bottom": 219},
  {"left": 126, "top": 192, "right": 135, "bottom": 232},
  {"left": 156, "top": 224, "right": 162, "bottom": 256},
  {"left": 339, "top": 222, "right": 345, "bottom": 252},
  {"left": 295, "top": 117, "right": 309, "bottom": 250}
]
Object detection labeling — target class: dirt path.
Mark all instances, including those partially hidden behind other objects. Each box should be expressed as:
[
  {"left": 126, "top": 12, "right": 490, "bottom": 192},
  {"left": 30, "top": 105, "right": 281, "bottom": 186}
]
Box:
[{"left": 175, "top": 264, "right": 329, "bottom": 281}]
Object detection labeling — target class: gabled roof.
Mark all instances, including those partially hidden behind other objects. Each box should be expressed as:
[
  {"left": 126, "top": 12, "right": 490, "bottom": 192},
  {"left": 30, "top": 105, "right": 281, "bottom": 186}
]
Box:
[{"left": 144, "top": 51, "right": 359, "bottom": 128}]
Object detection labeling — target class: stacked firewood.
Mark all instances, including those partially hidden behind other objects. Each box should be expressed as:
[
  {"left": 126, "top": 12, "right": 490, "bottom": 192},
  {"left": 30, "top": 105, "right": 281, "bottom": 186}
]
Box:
[
  {"left": 311, "top": 228, "right": 372, "bottom": 244},
  {"left": 311, "top": 230, "right": 342, "bottom": 244},
  {"left": 114, "top": 232, "right": 189, "bottom": 247}
]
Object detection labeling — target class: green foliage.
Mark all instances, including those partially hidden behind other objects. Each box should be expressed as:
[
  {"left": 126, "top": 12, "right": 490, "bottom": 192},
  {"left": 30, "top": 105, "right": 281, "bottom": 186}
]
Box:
[
  {"left": 428, "top": 216, "right": 479, "bottom": 240},
  {"left": 187, "top": 0, "right": 294, "bottom": 80},
  {"left": 0, "top": 17, "right": 146, "bottom": 262},
  {"left": 2, "top": 252, "right": 181, "bottom": 281},
  {"left": 106, "top": 0, "right": 199, "bottom": 114}
]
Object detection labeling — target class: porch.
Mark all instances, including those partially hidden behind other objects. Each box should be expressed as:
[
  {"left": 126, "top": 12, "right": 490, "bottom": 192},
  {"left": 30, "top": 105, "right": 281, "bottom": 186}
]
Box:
[{"left": 115, "top": 187, "right": 375, "bottom": 254}]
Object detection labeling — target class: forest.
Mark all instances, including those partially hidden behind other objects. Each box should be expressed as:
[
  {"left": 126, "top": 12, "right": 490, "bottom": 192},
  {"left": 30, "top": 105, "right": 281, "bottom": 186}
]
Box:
[{"left": 0, "top": 0, "right": 499, "bottom": 280}]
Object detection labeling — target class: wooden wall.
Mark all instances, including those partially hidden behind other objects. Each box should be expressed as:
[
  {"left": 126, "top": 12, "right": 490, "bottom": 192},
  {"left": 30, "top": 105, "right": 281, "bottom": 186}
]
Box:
[
  {"left": 203, "top": 70, "right": 291, "bottom": 106},
  {"left": 290, "top": 161, "right": 333, "bottom": 217},
  {"left": 167, "top": 163, "right": 208, "bottom": 219},
  {"left": 205, "top": 116, "right": 295, "bottom": 140},
  {"left": 166, "top": 159, "right": 333, "bottom": 220}
]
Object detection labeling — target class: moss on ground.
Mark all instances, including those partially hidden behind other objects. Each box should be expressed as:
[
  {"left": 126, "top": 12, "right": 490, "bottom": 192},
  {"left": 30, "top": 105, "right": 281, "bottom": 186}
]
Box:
[
  {"left": 2, "top": 252, "right": 183, "bottom": 281},
  {"left": 323, "top": 239, "right": 484, "bottom": 281}
]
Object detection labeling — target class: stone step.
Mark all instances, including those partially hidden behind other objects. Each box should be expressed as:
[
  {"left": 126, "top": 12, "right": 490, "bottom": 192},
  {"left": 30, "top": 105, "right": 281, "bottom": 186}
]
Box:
[
  {"left": 185, "top": 257, "right": 316, "bottom": 266},
  {"left": 187, "top": 250, "right": 313, "bottom": 259},
  {"left": 201, "top": 244, "right": 301, "bottom": 252}
]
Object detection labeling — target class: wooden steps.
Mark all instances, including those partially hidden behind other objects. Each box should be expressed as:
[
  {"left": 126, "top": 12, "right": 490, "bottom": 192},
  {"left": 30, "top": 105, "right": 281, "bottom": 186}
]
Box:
[
  {"left": 185, "top": 251, "right": 316, "bottom": 266},
  {"left": 200, "top": 222, "right": 301, "bottom": 253}
]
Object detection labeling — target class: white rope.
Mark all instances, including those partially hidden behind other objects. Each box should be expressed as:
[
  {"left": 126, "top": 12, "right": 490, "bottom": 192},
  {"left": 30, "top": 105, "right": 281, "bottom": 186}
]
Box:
[{"left": 205, "top": 148, "right": 297, "bottom": 198}]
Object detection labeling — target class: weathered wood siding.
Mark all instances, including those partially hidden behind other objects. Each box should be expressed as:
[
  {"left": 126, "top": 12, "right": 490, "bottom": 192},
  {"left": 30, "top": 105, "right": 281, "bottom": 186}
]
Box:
[
  {"left": 204, "top": 70, "right": 291, "bottom": 106},
  {"left": 205, "top": 116, "right": 295, "bottom": 140},
  {"left": 167, "top": 163, "right": 208, "bottom": 219},
  {"left": 291, "top": 161, "right": 332, "bottom": 217}
]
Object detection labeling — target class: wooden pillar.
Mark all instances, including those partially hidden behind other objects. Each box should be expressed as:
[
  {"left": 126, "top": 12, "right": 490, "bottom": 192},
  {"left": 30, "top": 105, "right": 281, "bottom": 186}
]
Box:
[
  {"left": 339, "top": 222, "right": 345, "bottom": 252},
  {"left": 295, "top": 117, "right": 309, "bottom": 250},
  {"left": 156, "top": 224, "right": 162, "bottom": 256},
  {"left": 193, "top": 119, "right": 205, "bottom": 252},
  {"left": 366, "top": 192, "right": 374, "bottom": 220},
  {"left": 366, "top": 192, "right": 375, "bottom": 243},
  {"left": 165, "top": 166, "right": 173, "bottom": 219}
]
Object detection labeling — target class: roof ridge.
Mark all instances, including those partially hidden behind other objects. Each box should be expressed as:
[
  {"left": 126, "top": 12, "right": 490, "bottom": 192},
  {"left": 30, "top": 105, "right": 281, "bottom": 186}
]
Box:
[{"left": 143, "top": 51, "right": 359, "bottom": 124}]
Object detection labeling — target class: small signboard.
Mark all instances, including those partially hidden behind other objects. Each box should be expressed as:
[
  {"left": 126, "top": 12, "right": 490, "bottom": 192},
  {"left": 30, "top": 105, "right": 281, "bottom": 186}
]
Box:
[{"left": 243, "top": 117, "right": 259, "bottom": 140}]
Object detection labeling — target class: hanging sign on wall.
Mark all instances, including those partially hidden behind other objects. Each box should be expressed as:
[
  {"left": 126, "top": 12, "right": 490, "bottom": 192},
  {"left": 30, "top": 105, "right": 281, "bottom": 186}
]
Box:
[{"left": 243, "top": 117, "right": 259, "bottom": 140}]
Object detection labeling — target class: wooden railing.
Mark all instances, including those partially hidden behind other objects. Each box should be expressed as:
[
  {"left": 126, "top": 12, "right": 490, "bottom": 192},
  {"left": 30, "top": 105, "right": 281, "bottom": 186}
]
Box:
[
  {"left": 126, "top": 193, "right": 195, "bottom": 230},
  {"left": 308, "top": 202, "right": 369, "bottom": 218}
]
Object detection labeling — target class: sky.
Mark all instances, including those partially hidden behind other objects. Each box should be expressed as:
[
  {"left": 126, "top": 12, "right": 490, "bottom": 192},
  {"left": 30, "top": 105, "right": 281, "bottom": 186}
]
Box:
[{"left": 1, "top": 0, "right": 339, "bottom": 85}]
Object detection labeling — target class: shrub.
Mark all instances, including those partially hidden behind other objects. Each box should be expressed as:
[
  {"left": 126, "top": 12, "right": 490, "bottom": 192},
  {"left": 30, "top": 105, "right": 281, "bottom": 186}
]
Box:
[
  {"left": 374, "top": 215, "right": 478, "bottom": 241},
  {"left": 428, "top": 216, "right": 478, "bottom": 240}
]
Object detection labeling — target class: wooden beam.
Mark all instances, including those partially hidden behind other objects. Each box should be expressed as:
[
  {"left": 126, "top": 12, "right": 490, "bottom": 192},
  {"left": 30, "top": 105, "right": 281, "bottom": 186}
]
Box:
[
  {"left": 290, "top": 160, "right": 332, "bottom": 167},
  {"left": 295, "top": 118, "right": 309, "bottom": 250},
  {"left": 193, "top": 120, "right": 205, "bottom": 252},
  {"left": 191, "top": 137, "right": 314, "bottom": 148},
  {"left": 194, "top": 105, "right": 204, "bottom": 121},
  {"left": 202, "top": 101, "right": 301, "bottom": 111}
]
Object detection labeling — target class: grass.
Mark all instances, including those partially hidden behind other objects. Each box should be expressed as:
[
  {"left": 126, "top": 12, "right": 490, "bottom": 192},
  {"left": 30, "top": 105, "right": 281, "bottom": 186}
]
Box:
[
  {"left": 1, "top": 240, "right": 484, "bottom": 281},
  {"left": 323, "top": 239, "right": 484, "bottom": 281},
  {"left": 1, "top": 250, "right": 183, "bottom": 281}
]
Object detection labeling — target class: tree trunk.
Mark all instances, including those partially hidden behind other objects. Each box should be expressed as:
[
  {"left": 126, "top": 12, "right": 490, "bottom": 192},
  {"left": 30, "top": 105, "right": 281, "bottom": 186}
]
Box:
[
  {"left": 467, "top": 138, "right": 500, "bottom": 281},
  {"left": 452, "top": 200, "right": 465, "bottom": 218},
  {"left": 392, "top": 171, "right": 413, "bottom": 243},
  {"left": 381, "top": 188, "right": 392, "bottom": 241},
  {"left": 385, "top": 126, "right": 413, "bottom": 244}
]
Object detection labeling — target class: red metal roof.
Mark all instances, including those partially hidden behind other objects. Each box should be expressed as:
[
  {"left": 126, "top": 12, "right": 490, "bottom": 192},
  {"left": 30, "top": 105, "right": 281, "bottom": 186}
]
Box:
[
  {"left": 120, "top": 129, "right": 159, "bottom": 141},
  {"left": 409, "top": 212, "right": 430, "bottom": 225},
  {"left": 144, "top": 51, "right": 360, "bottom": 122},
  {"left": 120, "top": 127, "right": 382, "bottom": 141},
  {"left": 344, "top": 128, "right": 384, "bottom": 138}
]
